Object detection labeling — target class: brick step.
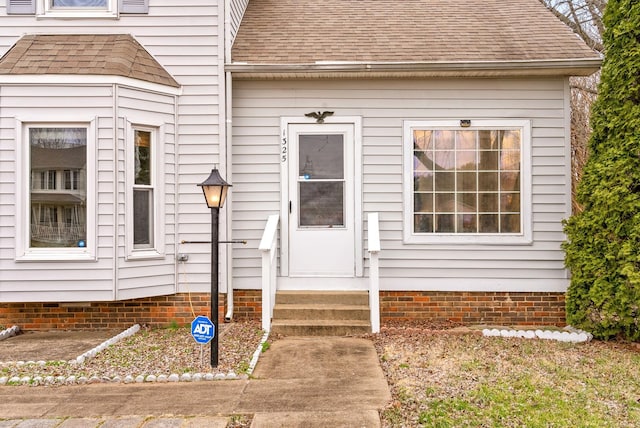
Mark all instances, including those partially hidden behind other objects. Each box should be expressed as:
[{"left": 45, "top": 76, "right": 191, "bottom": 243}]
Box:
[
  {"left": 273, "top": 304, "right": 370, "bottom": 321},
  {"left": 275, "top": 290, "right": 369, "bottom": 306},
  {"left": 270, "top": 319, "right": 371, "bottom": 336}
]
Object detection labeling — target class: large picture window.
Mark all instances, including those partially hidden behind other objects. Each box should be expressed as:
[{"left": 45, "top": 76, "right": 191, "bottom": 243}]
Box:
[
  {"left": 403, "top": 120, "right": 531, "bottom": 244},
  {"left": 29, "top": 127, "right": 87, "bottom": 248}
]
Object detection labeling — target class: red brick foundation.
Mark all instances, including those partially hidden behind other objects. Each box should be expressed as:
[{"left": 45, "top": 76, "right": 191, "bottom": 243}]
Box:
[
  {"left": 0, "top": 293, "right": 224, "bottom": 330},
  {"left": 0, "top": 290, "right": 566, "bottom": 330},
  {"left": 381, "top": 291, "right": 566, "bottom": 326},
  {"left": 232, "top": 290, "right": 263, "bottom": 320}
]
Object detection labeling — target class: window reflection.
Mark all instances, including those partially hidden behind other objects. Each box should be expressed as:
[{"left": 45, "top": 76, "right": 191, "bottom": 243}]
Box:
[
  {"left": 30, "top": 128, "right": 87, "bottom": 248},
  {"left": 412, "top": 128, "right": 521, "bottom": 234}
]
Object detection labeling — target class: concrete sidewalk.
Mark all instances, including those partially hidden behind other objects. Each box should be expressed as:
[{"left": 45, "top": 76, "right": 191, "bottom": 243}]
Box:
[{"left": 0, "top": 337, "right": 391, "bottom": 427}]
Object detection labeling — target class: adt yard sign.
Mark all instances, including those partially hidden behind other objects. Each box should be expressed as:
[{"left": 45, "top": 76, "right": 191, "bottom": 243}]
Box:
[{"left": 191, "top": 315, "right": 215, "bottom": 344}]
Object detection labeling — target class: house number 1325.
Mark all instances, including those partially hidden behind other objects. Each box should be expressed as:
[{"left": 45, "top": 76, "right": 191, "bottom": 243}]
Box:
[{"left": 281, "top": 131, "right": 287, "bottom": 163}]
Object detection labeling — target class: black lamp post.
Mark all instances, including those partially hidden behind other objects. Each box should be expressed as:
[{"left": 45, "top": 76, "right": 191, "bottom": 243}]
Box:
[{"left": 198, "top": 167, "right": 231, "bottom": 367}]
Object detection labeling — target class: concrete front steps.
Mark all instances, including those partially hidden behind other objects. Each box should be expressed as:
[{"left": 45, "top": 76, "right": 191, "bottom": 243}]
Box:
[{"left": 270, "top": 291, "right": 372, "bottom": 336}]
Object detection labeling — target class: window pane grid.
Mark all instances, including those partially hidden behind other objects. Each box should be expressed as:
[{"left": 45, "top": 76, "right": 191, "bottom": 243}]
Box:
[{"left": 413, "top": 128, "right": 521, "bottom": 235}]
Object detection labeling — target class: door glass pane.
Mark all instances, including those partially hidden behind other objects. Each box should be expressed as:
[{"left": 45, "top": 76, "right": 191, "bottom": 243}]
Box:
[
  {"left": 30, "top": 127, "right": 87, "bottom": 248},
  {"left": 298, "top": 134, "right": 344, "bottom": 179},
  {"left": 299, "top": 182, "right": 344, "bottom": 227}
]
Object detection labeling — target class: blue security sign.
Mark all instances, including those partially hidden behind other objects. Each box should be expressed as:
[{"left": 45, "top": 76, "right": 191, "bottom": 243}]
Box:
[{"left": 191, "top": 315, "right": 215, "bottom": 344}]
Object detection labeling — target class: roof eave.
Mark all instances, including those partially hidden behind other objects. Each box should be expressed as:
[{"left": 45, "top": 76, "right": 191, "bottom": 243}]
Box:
[
  {"left": 0, "top": 74, "right": 182, "bottom": 95},
  {"left": 226, "top": 58, "right": 602, "bottom": 79}
]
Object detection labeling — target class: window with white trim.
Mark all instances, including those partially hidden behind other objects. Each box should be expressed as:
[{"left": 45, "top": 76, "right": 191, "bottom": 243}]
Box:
[
  {"left": 128, "top": 125, "right": 162, "bottom": 258},
  {"left": 43, "top": 0, "right": 115, "bottom": 16},
  {"left": 403, "top": 120, "right": 531, "bottom": 244},
  {"left": 6, "top": 0, "right": 148, "bottom": 16},
  {"left": 133, "top": 128, "right": 153, "bottom": 249},
  {"left": 27, "top": 126, "right": 91, "bottom": 252}
]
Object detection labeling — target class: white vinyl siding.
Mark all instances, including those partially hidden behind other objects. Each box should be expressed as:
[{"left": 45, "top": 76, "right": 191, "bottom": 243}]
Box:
[
  {"left": 0, "top": 86, "right": 114, "bottom": 301},
  {"left": 0, "top": 84, "right": 179, "bottom": 302},
  {"left": 231, "top": 78, "right": 571, "bottom": 293},
  {"left": 117, "top": 87, "right": 176, "bottom": 300},
  {"left": 229, "top": 0, "right": 249, "bottom": 42},
  {"left": 0, "top": 1, "right": 222, "bottom": 301}
]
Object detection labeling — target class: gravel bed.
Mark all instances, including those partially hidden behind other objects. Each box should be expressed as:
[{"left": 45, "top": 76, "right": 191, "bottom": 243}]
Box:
[{"left": 0, "top": 321, "right": 265, "bottom": 386}]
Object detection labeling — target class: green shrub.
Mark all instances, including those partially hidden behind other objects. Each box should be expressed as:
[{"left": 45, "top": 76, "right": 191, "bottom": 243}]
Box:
[{"left": 563, "top": 0, "right": 640, "bottom": 341}]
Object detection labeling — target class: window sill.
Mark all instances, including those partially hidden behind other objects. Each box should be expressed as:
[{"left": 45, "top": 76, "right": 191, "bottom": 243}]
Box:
[
  {"left": 36, "top": 11, "right": 118, "bottom": 19},
  {"left": 16, "top": 250, "right": 96, "bottom": 262},
  {"left": 127, "top": 250, "right": 164, "bottom": 261},
  {"left": 403, "top": 233, "right": 533, "bottom": 246}
]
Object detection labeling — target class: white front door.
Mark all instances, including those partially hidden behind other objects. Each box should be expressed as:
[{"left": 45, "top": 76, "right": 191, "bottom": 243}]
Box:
[{"left": 287, "top": 123, "right": 355, "bottom": 277}]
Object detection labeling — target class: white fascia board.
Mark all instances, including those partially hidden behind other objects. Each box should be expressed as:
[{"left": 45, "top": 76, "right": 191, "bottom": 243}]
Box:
[{"left": 0, "top": 75, "right": 182, "bottom": 96}]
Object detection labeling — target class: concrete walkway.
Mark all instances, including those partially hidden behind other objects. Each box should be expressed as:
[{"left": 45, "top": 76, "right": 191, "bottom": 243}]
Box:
[{"left": 0, "top": 337, "right": 391, "bottom": 427}]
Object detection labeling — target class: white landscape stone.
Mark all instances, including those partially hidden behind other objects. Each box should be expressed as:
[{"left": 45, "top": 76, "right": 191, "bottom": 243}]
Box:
[{"left": 482, "top": 326, "right": 593, "bottom": 343}]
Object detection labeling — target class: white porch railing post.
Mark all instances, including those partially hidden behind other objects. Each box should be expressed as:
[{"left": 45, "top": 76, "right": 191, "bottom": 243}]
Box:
[
  {"left": 259, "top": 214, "right": 279, "bottom": 332},
  {"left": 368, "top": 212, "right": 381, "bottom": 333}
]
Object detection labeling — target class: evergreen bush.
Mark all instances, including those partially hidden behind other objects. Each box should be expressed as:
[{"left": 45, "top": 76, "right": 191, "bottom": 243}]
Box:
[{"left": 563, "top": 0, "right": 640, "bottom": 341}]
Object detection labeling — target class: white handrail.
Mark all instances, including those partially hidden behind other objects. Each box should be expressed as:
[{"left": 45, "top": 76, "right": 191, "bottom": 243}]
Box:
[
  {"left": 368, "top": 212, "right": 381, "bottom": 333},
  {"left": 259, "top": 214, "right": 279, "bottom": 332}
]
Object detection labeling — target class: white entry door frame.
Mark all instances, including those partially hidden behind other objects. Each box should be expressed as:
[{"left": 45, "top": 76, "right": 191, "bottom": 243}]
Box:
[{"left": 279, "top": 116, "right": 363, "bottom": 281}]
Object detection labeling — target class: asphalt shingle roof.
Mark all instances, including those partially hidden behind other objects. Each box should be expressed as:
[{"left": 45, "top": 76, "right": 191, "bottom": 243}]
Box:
[
  {"left": 0, "top": 34, "right": 179, "bottom": 88},
  {"left": 232, "top": 0, "right": 600, "bottom": 65}
]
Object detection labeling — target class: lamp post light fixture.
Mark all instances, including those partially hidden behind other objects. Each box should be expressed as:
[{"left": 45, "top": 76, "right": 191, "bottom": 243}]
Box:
[{"left": 197, "top": 167, "right": 231, "bottom": 367}]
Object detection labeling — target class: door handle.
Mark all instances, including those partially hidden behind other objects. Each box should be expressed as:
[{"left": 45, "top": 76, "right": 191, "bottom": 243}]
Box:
[{"left": 289, "top": 201, "right": 292, "bottom": 214}]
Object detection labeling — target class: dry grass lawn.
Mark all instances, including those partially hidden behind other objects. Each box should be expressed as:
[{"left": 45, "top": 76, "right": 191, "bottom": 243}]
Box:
[{"left": 373, "top": 326, "right": 640, "bottom": 427}]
